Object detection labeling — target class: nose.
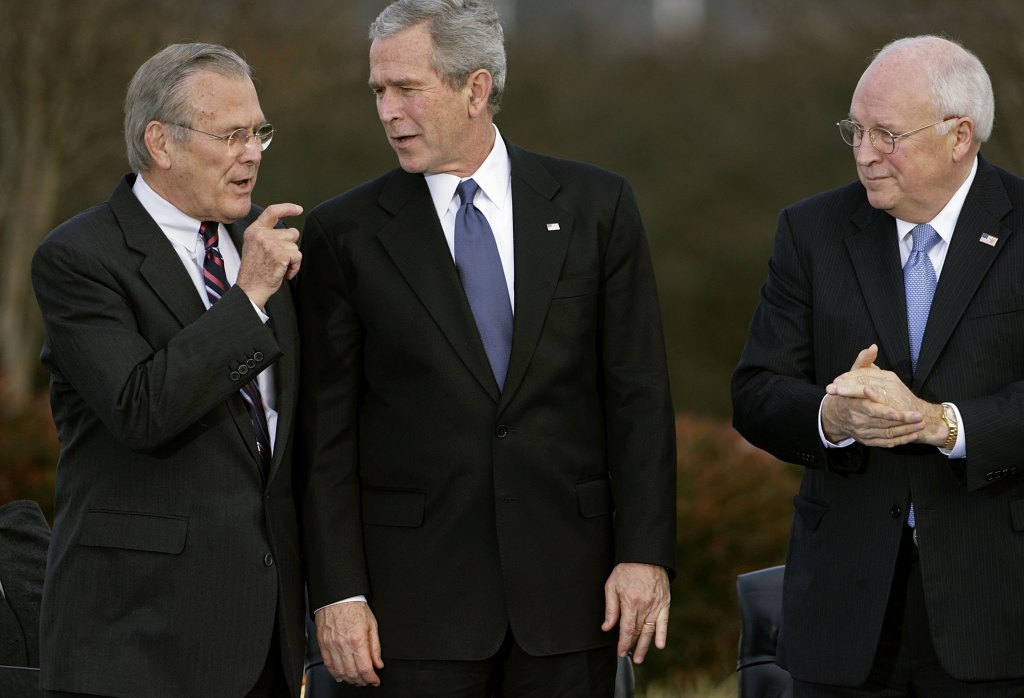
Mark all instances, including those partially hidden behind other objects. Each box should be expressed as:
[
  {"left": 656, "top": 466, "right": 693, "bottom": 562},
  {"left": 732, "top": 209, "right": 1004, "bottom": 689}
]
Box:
[
  {"left": 377, "top": 90, "right": 401, "bottom": 123},
  {"left": 853, "top": 140, "right": 881, "bottom": 168},
  {"left": 238, "top": 137, "right": 262, "bottom": 164}
]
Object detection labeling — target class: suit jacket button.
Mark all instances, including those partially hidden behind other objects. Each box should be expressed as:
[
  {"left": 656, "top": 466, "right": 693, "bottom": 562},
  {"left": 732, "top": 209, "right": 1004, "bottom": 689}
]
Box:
[
  {"left": 230, "top": 371, "right": 240, "bottom": 381},
  {"left": 238, "top": 364, "right": 249, "bottom": 375},
  {"left": 263, "top": 553, "right": 274, "bottom": 567},
  {"left": 495, "top": 425, "right": 509, "bottom": 438},
  {"left": 985, "top": 472, "right": 995, "bottom": 481},
  {"left": 890, "top": 505, "right": 902, "bottom": 519},
  {"left": 254, "top": 351, "right": 264, "bottom": 362},
  {"left": 246, "top": 358, "right": 257, "bottom": 368}
]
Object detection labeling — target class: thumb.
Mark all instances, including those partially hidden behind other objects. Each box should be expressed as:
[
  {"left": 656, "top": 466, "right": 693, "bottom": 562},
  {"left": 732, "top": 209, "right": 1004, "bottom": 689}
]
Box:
[
  {"left": 850, "top": 343, "right": 878, "bottom": 370},
  {"left": 254, "top": 202, "right": 304, "bottom": 229}
]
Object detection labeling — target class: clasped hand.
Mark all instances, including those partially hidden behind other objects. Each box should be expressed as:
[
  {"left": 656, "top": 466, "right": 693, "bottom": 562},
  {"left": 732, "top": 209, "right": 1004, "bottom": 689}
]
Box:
[{"left": 821, "top": 344, "right": 929, "bottom": 448}]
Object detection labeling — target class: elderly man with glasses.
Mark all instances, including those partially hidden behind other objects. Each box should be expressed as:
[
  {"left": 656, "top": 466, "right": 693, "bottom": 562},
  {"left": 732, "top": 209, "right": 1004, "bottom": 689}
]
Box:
[
  {"left": 31, "top": 43, "right": 306, "bottom": 698},
  {"left": 733, "top": 35, "right": 1024, "bottom": 695}
]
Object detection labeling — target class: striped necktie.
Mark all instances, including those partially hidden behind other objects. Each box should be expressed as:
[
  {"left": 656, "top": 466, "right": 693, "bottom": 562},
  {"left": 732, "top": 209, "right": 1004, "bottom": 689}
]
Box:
[{"left": 200, "top": 220, "right": 272, "bottom": 476}]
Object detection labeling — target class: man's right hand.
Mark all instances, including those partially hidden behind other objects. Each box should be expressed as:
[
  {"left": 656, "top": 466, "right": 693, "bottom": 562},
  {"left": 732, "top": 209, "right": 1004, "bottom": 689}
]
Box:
[
  {"left": 234, "top": 203, "right": 303, "bottom": 308},
  {"left": 315, "top": 601, "right": 384, "bottom": 686}
]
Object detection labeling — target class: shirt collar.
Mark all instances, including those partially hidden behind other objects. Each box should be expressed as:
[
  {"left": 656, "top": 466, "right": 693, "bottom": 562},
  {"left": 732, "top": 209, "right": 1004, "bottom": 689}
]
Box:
[
  {"left": 895, "top": 156, "right": 978, "bottom": 245},
  {"left": 424, "top": 124, "right": 511, "bottom": 218},
  {"left": 132, "top": 173, "right": 208, "bottom": 254}
]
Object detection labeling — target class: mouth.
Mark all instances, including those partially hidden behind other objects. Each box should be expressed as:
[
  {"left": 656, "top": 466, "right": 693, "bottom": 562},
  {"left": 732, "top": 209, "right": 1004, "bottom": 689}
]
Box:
[
  {"left": 390, "top": 134, "right": 417, "bottom": 147},
  {"left": 230, "top": 176, "right": 256, "bottom": 194}
]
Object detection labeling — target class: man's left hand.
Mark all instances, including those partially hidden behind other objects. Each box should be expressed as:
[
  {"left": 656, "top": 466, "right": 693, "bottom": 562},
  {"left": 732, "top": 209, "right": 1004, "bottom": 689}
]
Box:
[{"left": 601, "top": 562, "right": 670, "bottom": 663}]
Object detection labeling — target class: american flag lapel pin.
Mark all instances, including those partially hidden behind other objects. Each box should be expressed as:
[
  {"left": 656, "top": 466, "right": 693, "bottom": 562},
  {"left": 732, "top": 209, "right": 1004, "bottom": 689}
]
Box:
[
  {"left": 546, "top": 223, "right": 560, "bottom": 231},
  {"left": 979, "top": 233, "right": 998, "bottom": 247}
]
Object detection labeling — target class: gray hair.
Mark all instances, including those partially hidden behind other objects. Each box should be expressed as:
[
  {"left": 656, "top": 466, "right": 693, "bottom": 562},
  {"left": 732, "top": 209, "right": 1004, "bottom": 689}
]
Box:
[
  {"left": 370, "top": 0, "right": 506, "bottom": 114},
  {"left": 872, "top": 35, "right": 994, "bottom": 143},
  {"left": 124, "top": 43, "right": 252, "bottom": 172}
]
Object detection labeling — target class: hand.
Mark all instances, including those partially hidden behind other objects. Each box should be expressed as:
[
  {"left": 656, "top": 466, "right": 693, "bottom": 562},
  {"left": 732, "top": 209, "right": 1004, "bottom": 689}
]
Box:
[
  {"left": 315, "top": 601, "right": 384, "bottom": 686},
  {"left": 235, "top": 203, "right": 303, "bottom": 308},
  {"left": 601, "top": 562, "right": 670, "bottom": 664},
  {"left": 821, "top": 344, "right": 936, "bottom": 447}
]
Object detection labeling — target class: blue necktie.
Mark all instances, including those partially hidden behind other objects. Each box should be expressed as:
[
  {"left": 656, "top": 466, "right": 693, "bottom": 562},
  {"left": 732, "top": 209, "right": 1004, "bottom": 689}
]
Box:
[
  {"left": 904, "top": 223, "right": 939, "bottom": 529},
  {"left": 454, "top": 179, "right": 512, "bottom": 389},
  {"left": 905, "top": 223, "right": 940, "bottom": 374}
]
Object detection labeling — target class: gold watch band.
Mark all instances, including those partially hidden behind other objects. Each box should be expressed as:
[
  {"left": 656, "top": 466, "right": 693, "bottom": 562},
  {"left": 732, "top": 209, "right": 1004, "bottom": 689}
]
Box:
[{"left": 941, "top": 402, "right": 958, "bottom": 451}]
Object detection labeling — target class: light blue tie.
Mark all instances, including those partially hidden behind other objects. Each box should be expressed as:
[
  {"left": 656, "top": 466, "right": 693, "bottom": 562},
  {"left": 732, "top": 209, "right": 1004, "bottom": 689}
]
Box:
[
  {"left": 454, "top": 179, "right": 512, "bottom": 389},
  {"left": 905, "top": 223, "right": 940, "bottom": 374},
  {"left": 904, "top": 223, "right": 939, "bottom": 529}
]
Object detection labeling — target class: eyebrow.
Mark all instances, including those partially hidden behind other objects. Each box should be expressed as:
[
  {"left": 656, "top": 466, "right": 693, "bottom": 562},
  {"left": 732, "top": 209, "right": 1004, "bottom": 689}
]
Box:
[{"left": 368, "top": 77, "right": 423, "bottom": 90}]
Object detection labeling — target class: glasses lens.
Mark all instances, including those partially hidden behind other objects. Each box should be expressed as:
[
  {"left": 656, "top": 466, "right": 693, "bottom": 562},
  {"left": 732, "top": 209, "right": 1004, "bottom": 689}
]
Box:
[
  {"left": 255, "top": 124, "right": 274, "bottom": 151},
  {"left": 838, "top": 120, "right": 860, "bottom": 147},
  {"left": 873, "top": 128, "right": 896, "bottom": 154}
]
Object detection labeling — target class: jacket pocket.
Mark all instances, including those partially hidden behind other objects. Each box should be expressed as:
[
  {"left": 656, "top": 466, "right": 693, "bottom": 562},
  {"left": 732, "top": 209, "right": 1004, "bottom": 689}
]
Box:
[
  {"left": 576, "top": 477, "right": 613, "bottom": 518},
  {"left": 361, "top": 488, "right": 425, "bottom": 527},
  {"left": 792, "top": 495, "right": 828, "bottom": 531},
  {"left": 79, "top": 510, "right": 187, "bottom": 554},
  {"left": 552, "top": 274, "right": 600, "bottom": 300}
]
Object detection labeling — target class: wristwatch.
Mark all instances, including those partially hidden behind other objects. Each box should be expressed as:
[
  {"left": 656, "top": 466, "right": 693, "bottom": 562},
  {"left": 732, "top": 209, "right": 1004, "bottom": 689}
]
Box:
[{"left": 940, "top": 402, "right": 958, "bottom": 451}]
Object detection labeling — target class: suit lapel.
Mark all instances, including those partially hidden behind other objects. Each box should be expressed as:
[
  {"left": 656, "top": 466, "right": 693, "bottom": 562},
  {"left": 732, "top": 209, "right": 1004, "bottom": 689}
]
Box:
[
  {"left": 847, "top": 203, "right": 912, "bottom": 380},
  {"left": 914, "top": 158, "right": 1012, "bottom": 388},
  {"left": 374, "top": 169, "right": 501, "bottom": 399},
  {"left": 499, "top": 145, "right": 571, "bottom": 408},
  {"left": 113, "top": 175, "right": 207, "bottom": 327}
]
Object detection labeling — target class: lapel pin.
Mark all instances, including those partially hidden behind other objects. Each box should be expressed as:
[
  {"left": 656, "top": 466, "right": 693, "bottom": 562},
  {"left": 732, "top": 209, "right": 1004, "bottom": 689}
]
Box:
[
  {"left": 546, "top": 223, "right": 560, "bottom": 231},
  {"left": 979, "top": 233, "right": 998, "bottom": 247}
]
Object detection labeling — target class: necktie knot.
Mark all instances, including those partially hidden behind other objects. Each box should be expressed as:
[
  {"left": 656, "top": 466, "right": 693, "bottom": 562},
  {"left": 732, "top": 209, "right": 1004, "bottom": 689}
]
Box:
[
  {"left": 457, "top": 179, "right": 480, "bottom": 208},
  {"left": 200, "top": 220, "right": 220, "bottom": 252},
  {"left": 910, "top": 223, "right": 940, "bottom": 255}
]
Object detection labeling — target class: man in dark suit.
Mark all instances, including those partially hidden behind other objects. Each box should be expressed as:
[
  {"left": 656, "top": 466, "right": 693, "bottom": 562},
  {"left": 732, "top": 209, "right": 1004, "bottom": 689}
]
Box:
[
  {"left": 732, "top": 35, "right": 1024, "bottom": 695},
  {"left": 298, "top": 1, "right": 676, "bottom": 694},
  {"left": 31, "top": 43, "right": 305, "bottom": 697}
]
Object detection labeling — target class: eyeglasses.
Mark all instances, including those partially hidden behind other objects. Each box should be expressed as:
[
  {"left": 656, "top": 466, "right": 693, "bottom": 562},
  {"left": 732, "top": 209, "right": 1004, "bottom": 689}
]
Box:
[
  {"left": 172, "top": 123, "right": 275, "bottom": 154},
  {"left": 836, "top": 117, "right": 957, "bottom": 154}
]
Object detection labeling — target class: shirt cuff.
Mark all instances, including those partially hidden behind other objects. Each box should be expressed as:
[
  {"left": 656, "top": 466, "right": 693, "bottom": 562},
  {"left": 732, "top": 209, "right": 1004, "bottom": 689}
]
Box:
[
  {"left": 819, "top": 396, "right": 855, "bottom": 448},
  {"left": 314, "top": 595, "right": 368, "bottom": 615}
]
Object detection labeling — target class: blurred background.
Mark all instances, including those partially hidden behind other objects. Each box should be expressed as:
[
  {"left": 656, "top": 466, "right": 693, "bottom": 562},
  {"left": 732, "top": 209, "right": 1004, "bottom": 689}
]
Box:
[{"left": 4, "top": 0, "right": 1024, "bottom": 694}]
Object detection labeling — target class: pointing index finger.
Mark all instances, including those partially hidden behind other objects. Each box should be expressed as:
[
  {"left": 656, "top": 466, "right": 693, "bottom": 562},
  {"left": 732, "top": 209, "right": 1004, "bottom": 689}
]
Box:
[{"left": 255, "top": 202, "right": 304, "bottom": 229}]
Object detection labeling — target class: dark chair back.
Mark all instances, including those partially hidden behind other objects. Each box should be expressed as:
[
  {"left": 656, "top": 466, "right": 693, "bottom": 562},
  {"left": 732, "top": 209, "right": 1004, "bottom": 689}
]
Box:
[
  {"left": 736, "top": 564, "right": 793, "bottom": 698},
  {"left": 0, "top": 665, "right": 41, "bottom": 697},
  {"left": 0, "top": 500, "right": 50, "bottom": 669}
]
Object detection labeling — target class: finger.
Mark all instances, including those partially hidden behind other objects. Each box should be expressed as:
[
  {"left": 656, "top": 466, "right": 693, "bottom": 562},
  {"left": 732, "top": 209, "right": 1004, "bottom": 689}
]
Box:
[
  {"left": 253, "top": 202, "right": 304, "bottom": 229},
  {"left": 655, "top": 607, "right": 670, "bottom": 650},
  {"left": 601, "top": 582, "right": 621, "bottom": 633},
  {"left": 618, "top": 615, "right": 639, "bottom": 658},
  {"left": 632, "top": 624, "right": 656, "bottom": 664},
  {"left": 850, "top": 343, "right": 878, "bottom": 370}
]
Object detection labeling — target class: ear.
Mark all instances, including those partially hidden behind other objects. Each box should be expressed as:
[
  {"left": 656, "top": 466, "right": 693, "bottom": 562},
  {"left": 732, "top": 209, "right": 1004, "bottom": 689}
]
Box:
[
  {"left": 950, "top": 116, "right": 976, "bottom": 162},
  {"left": 144, "top": 121, "right": 174, "bottom": 170},
  {"left": 466, "top": 68, "right": 493, "bottom": 118}
]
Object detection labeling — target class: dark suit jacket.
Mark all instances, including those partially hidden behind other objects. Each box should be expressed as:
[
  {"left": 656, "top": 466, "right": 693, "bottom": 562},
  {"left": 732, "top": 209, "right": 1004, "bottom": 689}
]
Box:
[
  {"left": 0, "top": 500, "right": 50, "bottom": 668},
  {"left": 30, "top": 174, "right": 305, "bottom": 697},
  {"left": 732, "top": 156, "right": 1024, "bottom": 684},
  {"left": 298, "top": 141, "right": 676, "bottom": 660}
]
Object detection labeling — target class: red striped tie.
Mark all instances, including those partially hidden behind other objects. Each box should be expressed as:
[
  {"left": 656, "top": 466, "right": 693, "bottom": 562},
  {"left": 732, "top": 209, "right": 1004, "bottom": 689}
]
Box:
[{"left": 200, "top": 221, "right": 273, "bottom": 476}]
